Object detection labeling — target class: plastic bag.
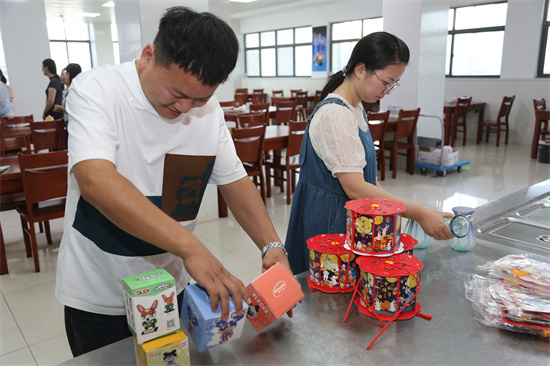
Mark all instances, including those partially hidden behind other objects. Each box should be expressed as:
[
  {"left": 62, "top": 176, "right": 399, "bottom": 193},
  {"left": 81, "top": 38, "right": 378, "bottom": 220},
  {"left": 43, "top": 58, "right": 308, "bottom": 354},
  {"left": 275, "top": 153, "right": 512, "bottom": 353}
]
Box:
[{"left": 464, "top": 254, "right": 550, "bottom": 339}]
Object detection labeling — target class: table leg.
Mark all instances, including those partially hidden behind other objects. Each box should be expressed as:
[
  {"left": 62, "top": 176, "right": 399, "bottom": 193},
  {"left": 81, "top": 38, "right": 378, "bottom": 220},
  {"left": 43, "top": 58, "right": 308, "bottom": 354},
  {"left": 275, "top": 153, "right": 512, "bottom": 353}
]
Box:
[
  {"left": 0, "top": 224, "right": 8, "bottom": 275},
  {"left": 531, "top": 119, "right": 541, "bottom": 159},
  {"left": 443, "top": 108, "right": 452, "bottom": 146}
]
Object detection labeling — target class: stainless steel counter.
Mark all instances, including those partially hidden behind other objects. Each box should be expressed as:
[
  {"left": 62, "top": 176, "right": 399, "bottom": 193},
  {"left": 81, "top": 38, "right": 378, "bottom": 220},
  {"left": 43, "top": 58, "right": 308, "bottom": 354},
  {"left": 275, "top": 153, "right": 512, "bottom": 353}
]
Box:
[{"left": 59, "top": 181, "right": 550, "bottom": 366}]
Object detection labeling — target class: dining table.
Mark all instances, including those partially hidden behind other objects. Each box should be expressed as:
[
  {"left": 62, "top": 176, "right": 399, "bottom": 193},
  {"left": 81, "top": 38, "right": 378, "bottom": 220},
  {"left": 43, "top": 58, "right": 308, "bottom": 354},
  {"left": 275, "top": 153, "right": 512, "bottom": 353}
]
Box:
[
  {"left": 442, "top": 102, "right": 486, "bottom": 146},
  {"left": 218, "top": 125, "right": 289, "bottom": 218},
  {"left": 0, "top": 155, "right": 23, "bottom": 275}
]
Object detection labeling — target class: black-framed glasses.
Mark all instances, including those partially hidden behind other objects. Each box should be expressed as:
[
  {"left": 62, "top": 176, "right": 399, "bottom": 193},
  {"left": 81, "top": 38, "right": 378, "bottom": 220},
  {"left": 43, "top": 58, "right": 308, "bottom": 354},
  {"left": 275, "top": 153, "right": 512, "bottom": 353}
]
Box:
[{"left": 371, "top": 70, "right": 400, "bottom": 94}]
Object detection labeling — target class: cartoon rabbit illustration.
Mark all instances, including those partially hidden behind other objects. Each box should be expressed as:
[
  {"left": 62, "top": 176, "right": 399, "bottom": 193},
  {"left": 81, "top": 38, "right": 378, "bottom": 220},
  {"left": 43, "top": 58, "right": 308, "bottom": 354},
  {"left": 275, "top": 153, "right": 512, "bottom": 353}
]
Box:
[
  {"left": 137, "top": 300, "right": 159, "bottom": 335},
  {"left": 163, "top": 292, "right": 176, "bottom": 313}
]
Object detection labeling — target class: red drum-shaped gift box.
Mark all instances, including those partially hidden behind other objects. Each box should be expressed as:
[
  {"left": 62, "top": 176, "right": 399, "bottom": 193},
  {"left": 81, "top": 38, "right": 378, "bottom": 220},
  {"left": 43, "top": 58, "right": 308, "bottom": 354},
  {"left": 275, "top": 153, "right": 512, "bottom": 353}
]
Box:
[
  {"left": 356, "top": 254, "right": 424, "bottom": 321},
  {"left": 345, "top": 198, "right": 406, "bottom": 256},
  {"left": 307, "top": 233, "right": 358, "bottom": 293},
  {"left": 401, "top": 233, "right": 418, "bottom": 255}
]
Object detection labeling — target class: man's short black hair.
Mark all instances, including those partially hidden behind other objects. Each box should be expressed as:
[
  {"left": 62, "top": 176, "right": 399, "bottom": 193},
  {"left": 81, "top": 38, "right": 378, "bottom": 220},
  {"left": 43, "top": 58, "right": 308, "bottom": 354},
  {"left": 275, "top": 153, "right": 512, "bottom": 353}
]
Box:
[
  {"left": 153, "top": 7, "right": 239, "bottom": 87},
  {"left": 42, "top": 58, "right": 57, "bottom": 75}
]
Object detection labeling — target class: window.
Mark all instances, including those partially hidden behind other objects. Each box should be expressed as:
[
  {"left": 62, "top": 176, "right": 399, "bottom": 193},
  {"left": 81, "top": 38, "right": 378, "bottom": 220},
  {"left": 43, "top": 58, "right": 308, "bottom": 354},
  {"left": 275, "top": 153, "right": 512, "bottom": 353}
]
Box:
[
  {"left": 47, "top": 20, "right": 93, "bottom": 72},
  {"left": 330, "top": 17, "right": 383, "bottom": 74},
  {"left": 446, "top": 2, "right": 507, "bottom": 77},
  {"left": 244, "top": 26, "right": 312, "bottom": 77},
  {"left": 538, "top": 0, "right": 550, "bottom": 77}
]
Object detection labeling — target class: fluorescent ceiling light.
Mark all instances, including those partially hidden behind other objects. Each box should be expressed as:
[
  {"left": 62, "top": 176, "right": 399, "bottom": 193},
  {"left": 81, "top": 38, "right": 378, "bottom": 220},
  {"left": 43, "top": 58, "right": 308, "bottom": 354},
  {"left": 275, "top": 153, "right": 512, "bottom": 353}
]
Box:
[
  {"left": 102, "top": 2, "right": 115, "bottom": 7},
  {"left": 80, "top": 12, "right": 101, "bottom": 17},
  {"left": 230, "top": 0, "right": 258, "bottom": 3}
]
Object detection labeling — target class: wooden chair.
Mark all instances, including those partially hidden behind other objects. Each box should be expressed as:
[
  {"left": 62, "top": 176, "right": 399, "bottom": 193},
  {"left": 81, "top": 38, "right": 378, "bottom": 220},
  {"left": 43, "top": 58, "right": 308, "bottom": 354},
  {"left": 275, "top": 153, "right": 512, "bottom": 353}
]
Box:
[
  {"left": 477, "top": 96, "right": 515, "bottom": 147},
  {"left": 290, "top": 89, "right": 302, "bottom": 98},
  {"left": 450, "top": 96, "right": 472, "bottom": 147},
  {"left": 252, "top": 89, "right": 265, "bottom": 104},
  {"left": 264, "top": 121, "right": 307, "bottom": 204},
  {"left": 235, "top": 88, "right": 248, "bottom": 94},
  {"left": 236, "top": 112, "right": 267, "bottom": 128},
  {"left": 232, "top": 126, "right": 266, "bottom": 203},
  {"left": 313, "top": 90, "right": 322, "bottom": 106},
  {"left": 1, "top": 114, "right": 34, "bottom": 135},
  {"left": 301, "top": 107, "right": 314, "bottom": 122},
  {"left": 16, "top": 150, "right": 68, "bottom": 272},
  {"left": 273, "top": 100, "right": 297, "bottom": 125},
  {"left": 272, "top": 90, "right": 284, "bottom": 98},
  {"left": 532, "top": 110, "right": 550, "bottom": 159},
  {"left": 367, "top": 110, "right": 390, "bottom": 181},
  {"left": 249, "top": 103, "right": 270, "bottom": 125},
  {"left": 0, "top": 134, "right": 31, "bottom": 156},
  {"left": 234, "top": 91, "right": 248, "bottom": 107},
  {"left": 533, "top": 98, "right": 548, "bottom": 140},
  {"left": 219, "top": 101, "right": 236, "bottom": 108},
  {"left": 361, "top": 100, "right": 380, "bottom": 113},
  {"left": 383, "top": 108, "right": 421, "bottom": 179},
  {"left": 295, "top": 91, "right": 308, "bottom": 120},
  {"left": 31, "top": 120, "right": 68, "bottom": 152}
]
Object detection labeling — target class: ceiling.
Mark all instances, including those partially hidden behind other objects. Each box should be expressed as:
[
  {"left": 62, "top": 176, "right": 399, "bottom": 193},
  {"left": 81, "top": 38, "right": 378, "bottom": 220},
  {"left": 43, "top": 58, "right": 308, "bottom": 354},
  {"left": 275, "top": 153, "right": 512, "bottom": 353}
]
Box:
[{"left": 43, "top": 0, "right": 297, "bottom": 24}]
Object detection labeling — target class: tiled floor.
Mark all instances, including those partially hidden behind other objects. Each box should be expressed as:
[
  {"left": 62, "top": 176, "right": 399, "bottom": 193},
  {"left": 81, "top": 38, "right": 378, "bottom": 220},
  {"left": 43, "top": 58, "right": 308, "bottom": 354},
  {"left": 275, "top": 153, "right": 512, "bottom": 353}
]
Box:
[{"left": 0, "top": 140, "right": 548, "bottom": 365}]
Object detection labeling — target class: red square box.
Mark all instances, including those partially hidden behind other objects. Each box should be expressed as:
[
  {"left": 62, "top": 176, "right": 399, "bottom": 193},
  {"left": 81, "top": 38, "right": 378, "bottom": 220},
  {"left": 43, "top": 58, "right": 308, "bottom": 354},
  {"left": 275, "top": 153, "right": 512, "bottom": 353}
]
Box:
[{"left": 246, "top": 263, "right": 303, "bottom": 332}]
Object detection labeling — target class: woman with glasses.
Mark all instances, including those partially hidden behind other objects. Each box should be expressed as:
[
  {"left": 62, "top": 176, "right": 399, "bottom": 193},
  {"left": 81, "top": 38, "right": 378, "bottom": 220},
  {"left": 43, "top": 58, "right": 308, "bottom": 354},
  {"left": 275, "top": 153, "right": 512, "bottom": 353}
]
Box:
[
  {"left": 285, "top": 32, "right": 454, "bottom": 275},
  {"left": 53, "top": 63, "right": 82, "bottom": 125}
]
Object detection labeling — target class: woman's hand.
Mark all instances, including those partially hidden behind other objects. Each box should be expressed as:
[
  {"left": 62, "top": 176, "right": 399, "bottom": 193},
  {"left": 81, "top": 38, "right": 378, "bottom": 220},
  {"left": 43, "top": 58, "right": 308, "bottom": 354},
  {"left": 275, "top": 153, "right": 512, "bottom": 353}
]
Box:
[{"left": 417, "top": 207, "right": 454, "bottom": 240}]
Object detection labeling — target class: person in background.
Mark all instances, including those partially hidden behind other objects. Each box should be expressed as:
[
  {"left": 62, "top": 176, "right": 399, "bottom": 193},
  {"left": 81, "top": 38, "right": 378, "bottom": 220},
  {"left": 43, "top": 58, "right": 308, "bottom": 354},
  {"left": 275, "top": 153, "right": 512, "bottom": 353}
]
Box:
[
  {"left": 0, "top": 80, "right": 14, "bottom": 120},
  {"left": 285, "top": 32, "right": 455, "bottom": 275},
  {"left": 53, "top": 63, "right": 82, "bottom": 125},
  {"left": 41, "top": 58, "right": 64, "bottom": 120},
  {"left": 0, "top": 69, "right": 14, "bottom": 103},
  {"left": 55, "top": 6, "right": 296, "bottom": 357}
]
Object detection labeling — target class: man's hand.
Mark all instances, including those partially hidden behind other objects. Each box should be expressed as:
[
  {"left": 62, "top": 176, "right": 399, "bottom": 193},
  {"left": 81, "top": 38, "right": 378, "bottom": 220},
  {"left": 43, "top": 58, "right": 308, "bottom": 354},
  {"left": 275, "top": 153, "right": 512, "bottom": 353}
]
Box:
[
  {"left": 261, "top": 247, "right": 303, "bottom": 318},
  {"left": 183, "top": 243, "right": 251, "bottom": 321}
]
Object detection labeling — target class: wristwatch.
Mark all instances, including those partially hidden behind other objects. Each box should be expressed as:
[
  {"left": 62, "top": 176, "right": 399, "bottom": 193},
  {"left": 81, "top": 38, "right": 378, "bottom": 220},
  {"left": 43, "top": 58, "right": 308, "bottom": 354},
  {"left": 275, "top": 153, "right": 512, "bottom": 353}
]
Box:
[{"left": 261, "top": 242, "right": 288, "bottom": 259}]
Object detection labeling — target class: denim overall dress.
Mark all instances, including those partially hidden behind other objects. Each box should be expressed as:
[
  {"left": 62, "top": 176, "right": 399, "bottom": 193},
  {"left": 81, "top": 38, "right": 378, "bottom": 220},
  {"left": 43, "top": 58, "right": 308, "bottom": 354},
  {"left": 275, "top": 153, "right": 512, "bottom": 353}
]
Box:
[{"left": 285, "top": 97, "right": 378, "bottom": 274}]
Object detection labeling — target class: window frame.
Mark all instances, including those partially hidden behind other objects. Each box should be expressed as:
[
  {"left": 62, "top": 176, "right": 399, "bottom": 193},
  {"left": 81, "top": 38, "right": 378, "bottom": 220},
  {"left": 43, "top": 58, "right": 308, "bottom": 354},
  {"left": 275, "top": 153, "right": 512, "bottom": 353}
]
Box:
[
  {"left": 446, "top": 1, "right": 507, "bottom": 78},
  {"left": 537, "top": 0, "right": 550, "bottom": 77},
  {"left": 47, "top": 21, "right": 94, "bottom": 71},
  {"left": 329, "top": 17, "right": 383, "bottom": 75},
  {"left": 243, "top": 26, "right": 312, "bottom": 78}
]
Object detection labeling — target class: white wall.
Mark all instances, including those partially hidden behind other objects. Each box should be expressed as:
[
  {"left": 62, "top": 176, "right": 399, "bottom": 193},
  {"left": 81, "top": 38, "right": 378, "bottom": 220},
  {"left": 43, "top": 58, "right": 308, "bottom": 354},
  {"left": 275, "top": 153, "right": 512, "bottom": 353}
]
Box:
[{"left": 235, "top": 0, "right": 550, "bottom": 145}]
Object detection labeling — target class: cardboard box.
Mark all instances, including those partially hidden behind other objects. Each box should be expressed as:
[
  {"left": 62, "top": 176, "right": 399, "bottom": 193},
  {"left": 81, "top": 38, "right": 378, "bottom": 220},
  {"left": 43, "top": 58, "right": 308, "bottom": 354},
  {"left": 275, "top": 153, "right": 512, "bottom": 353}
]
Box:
[
  {"left": 417, "top": 149, "right": 458, "bottom": 167},
  {"left": 180, "top": 284, "right": 248, "bottom": 352},
  {"left": 246, "top": 262, "right": 304, "bottom": 332},
  {"left": 123, "top": 269, "right": 180, "bottom": 345},
  {"left": 134, "top": 330, "right": 190, "bottom": 366}
]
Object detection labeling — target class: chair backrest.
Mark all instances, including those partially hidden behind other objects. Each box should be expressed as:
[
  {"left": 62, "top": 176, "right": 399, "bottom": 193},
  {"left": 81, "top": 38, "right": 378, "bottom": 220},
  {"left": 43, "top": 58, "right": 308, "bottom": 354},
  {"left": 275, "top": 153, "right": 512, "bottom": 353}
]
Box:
[
  {"left": 274, "top": 100, "right": 297, "bottom": 125},
  {"left": 533, "top": 98, "right": 546, "bottom": 112},
  {"left": 367, "top": 110, "right": 390, "bottom": 144},
  {"left": 1, "top": 114, "right": 34, "bottom": 134},
  {"left": 361, "top": 101, "right": 380, "bottom": 113},
  {"left": 272, "top": 90, "right": 284, "bottom": 98},
  {"left": 237, "top": 112, "right": 267, "bottom": 128},
  {"left": 394, "top": 108, "right": 421, "bottom": 141},
  {"left": 295, "top": 91, "right": 308, "bottom": 109},
  {"left": 0, "top": 134, "right": 32, "bottom": 156},
  {"left": 219, "top": 101, "right": 235, "bottom": 108},
  {"left": 452, "top": 96, "right": 472, "bottom": 123},
  {"left": 249, "top": 103, "right": 270, "bottom": 124},
  {"left": 235, "top": 88, "right": 248, "bottom": 94},
  {"left": 232, "top": 125, "right": 265, "bottom": 168},
  {"left": 252, "top": 89, "right": 265, "bottom": 104},
  {"left": 234, "top": 91, "right": 248, "bottom": 106},
  {"left": 286, "top": 121, "right": 307, "bottom": 160},
  {"left": 18, "top": 150, "right": 68, "bottom": 207},
  {"left": 31, "top": 119, "right": 68, "bottom": 152},
  {"left": 301, "top": 107, "right": 314, "bottom": 122},
  {"left": 313, "top": 90, "right": 322, "bottom": 106},
  {"left": 290, "top": 89, "right": 302, "bottom": 98},
  {"left": 497, "top": 95, "right": 515, "bottom": 122}
]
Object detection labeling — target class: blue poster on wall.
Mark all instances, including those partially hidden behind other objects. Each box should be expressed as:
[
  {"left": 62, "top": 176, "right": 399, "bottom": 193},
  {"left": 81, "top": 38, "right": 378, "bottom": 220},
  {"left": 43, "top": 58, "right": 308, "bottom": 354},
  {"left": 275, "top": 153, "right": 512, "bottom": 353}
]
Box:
[{"left": 312, "top": 26, "right": 327, "bottom": 72}]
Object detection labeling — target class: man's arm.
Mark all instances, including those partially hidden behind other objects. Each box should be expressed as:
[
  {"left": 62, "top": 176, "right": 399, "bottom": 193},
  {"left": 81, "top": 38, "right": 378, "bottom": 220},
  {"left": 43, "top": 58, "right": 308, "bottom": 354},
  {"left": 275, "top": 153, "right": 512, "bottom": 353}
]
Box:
[
  {"left": 73, "top": 158, "right": 250, "bottom": 320},
  {"left": 43, "top": 87, "right": 56, "bottom": 118}
]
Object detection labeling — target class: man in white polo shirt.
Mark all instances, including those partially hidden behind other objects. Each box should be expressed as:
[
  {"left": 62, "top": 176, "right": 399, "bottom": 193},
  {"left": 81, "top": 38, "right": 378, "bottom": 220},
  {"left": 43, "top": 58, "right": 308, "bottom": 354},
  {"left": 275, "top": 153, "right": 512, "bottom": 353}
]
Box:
[{"left": 55, "top": 6, "right": 294, "bottom": 356}]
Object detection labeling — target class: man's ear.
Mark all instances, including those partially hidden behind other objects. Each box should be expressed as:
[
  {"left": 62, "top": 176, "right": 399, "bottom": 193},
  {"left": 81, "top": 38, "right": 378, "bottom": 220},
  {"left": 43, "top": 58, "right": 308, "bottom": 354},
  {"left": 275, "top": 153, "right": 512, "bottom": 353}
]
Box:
[{"left": 137, "top": 44, "right": 155, "bottom": 70}]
